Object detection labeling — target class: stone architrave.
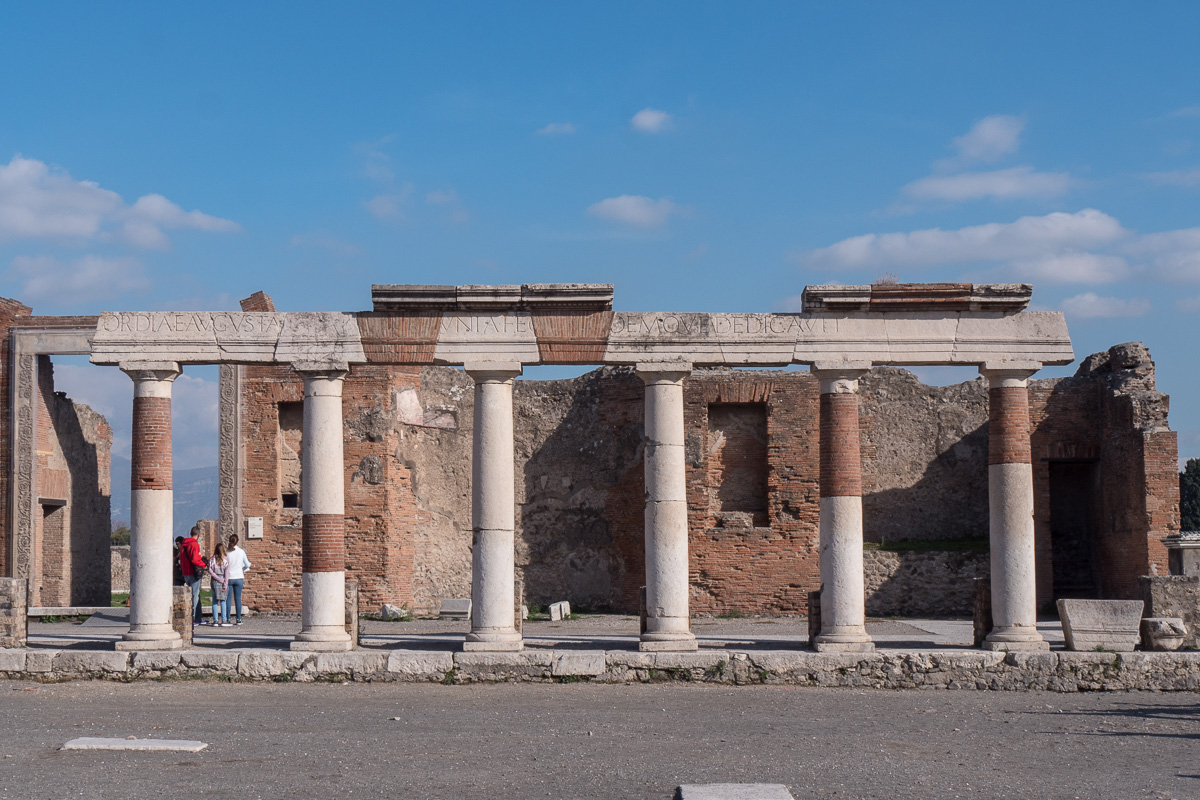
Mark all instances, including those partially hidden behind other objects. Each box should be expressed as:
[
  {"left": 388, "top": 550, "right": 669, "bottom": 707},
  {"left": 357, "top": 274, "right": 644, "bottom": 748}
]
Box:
[
  {"left": 116, "top": 362, "right": 183, "bottom": 652},
  {"left": 463, "top": 362, "right": 524, "bottom": 652},
  {"left": 981, "top": 363, "right": 1049, "bottom": 652},
  {"left": 811, "top": 363, "right": 874, "bottom": 653},
  {"left": 291, "top": 369, "right": 353, "bottom": 652},
  {"left": 1057, "top": 599, "right": 1143, "bottom": 652},
  {"left": 90, "top": 312, "right": 367, "bottom": 367},
  {"left": 637, "top": 362, "right": 698, "bottom": 652}
]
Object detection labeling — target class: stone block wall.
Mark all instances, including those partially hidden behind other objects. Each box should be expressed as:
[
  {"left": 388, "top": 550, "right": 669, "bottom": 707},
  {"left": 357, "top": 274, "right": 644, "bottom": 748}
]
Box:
[
  {"left": 863, "top": 551, "right": 990, "bottom": 617},
  {"left": 0, "top": 578, "right": 28, "bottom": 648},
  {"left": 110, "top": 545, "right": 131, "bottom": 592},
  {"left": 1140, "top": 576, "right": 1200, "bottom": 649}
]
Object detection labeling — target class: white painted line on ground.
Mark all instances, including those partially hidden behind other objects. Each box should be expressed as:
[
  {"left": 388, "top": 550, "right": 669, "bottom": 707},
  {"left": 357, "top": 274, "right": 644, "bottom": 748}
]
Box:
[{"left": 60, "top": 737, "right": 207, "bottom": 752}]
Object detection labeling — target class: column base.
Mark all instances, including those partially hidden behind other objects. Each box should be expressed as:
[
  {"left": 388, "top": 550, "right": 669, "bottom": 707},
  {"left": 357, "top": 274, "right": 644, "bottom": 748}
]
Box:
[
  {"left": 983, "top": 627, "right": 1049, "bottom": 652},
  {"left": 639, "top": 632, "right": 698, "bottom": 652},
  {"left": 463, "top": 631, "right": 523, "bottom": 652},
  {"left": 813, "top": 628, "right": 874, "bottom": 653},
  {"left": 114, "top": 633, "right": 182, "bottom": 652},
  {"left": 291, "top": 628, "right": 352, "bottom": 652}
]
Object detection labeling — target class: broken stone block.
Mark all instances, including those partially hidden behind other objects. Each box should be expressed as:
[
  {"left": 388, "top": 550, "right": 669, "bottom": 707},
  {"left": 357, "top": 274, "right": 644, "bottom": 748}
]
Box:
[
  {"left": 549, "top": 601, "right": 571, "bottom": 621},
  {"left": 1141, "top": 617, "right": 1187, "bottom": 651},
  {"left": 674, "top": 785, "right": 795, "bottom": 800},
  {"left": 381, "top": 603, "right": 408, "bottom": 621},
  {"left": 1057, "top": 599, "right": 1143, "bottom": 652},
  {"left": 439, "top": 598, "right": 471, "bottom": 620}
]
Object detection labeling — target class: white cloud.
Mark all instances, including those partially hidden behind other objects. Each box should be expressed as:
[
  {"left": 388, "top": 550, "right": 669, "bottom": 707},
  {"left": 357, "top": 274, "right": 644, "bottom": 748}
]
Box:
[
  {"left": 0, "top": 156, "right": 239, "bottom": 249},
  {"left": 903, "top": 166, "right": 1072, "bottom": 202},
  {"left": 425, "top": 189, "right": 457, "bottom": 205},
  {"left": 536, "top": 122, "right": 577, "bottom": 136},
  {"left": 1166, "top": 106, "right": 1200, "bottom": 119},
  {"left": 364, "top": 183, "right": 414, "bottom": 221},
  {"left": 586, "top": 195, "right": 680, "bottom": 228},
  {"left": 1146, "top": 168, "right": 1200, "bottom": 187},
  {"left": 1126, "top": 227, "right": 1200, "bottom": 283},
  {"left": 941, "top": 115, "right": 1025, "bottom": 168},
  {"left": 631, "top": 108, "right": 673, "bottom": 134},
  {"left": 1176, "top": 295, "right": 1200, "bottom": 313},
  {"left": 8, "top": 255, "right": 149, "bottom": 305},
  {"left": 805, "top": 209, "right": 1127, "bottom": 271},
  {"left": 1060, "top": 292, "right": 1151, "bottom": 319},
  {"left": 355, "top": 136, "right": 396, "bottom": 183},
  {"left": 1009, "top": 252, "right": 1130, "bottom": 284}
]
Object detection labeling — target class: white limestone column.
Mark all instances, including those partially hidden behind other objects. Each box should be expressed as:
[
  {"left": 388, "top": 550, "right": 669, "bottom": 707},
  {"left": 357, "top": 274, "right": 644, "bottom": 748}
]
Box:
[
  {"left": 811, "top": 363, "right": 874, "bottom": 653},
  {"left": 116, "top": 362, "right": 183, "bottom": 651},
  {"left": 637, "top": 363, "right": 697, "bottom": 652},
  {"left": 291, "top": 369, "right": 353, "bottom": 652},
  {"left": 463, "top": 362, "right": 523, "bottom": 652},
  {"left": 980, "top": 363, "right": 1048, "bottom": 651}
]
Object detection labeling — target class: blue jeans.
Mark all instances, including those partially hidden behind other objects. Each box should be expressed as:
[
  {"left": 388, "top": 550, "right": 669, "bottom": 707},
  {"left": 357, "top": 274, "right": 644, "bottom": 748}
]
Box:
[
  {"left": 212, "top": 592, "right": 227, "bottom": 624},
  {"left": 227, "top": 579, "right": 244, "bottom": 622},
  {"left": 185, "top": 574, "right": 203, "bottom": 623}
]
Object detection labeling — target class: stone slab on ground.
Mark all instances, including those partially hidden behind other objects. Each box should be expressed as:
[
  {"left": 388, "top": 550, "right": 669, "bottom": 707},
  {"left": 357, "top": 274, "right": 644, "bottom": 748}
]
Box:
[
  {"left": 439, "top": 598, "right": 471, "bottom": 620},
  {"left": 675, "top": 784, "right": 794, "bottom": 800},
  {"left": 550, "top": 601, "right": 571, "bottom": 621},
  {"left": 61, "top": 737, "right": 207, "bottom": 752},
  {"left": 1057, "top": 599, "right": 1143, "bottom": 651}
]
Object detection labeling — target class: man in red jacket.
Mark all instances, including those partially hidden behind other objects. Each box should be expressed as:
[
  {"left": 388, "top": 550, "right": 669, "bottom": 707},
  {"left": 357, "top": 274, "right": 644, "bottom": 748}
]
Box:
[{"left": 179, "top": 529, "right": 207, "bottom": 626}]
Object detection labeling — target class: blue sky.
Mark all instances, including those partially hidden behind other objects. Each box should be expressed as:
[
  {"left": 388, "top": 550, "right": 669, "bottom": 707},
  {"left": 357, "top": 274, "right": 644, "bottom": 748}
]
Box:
[{"left": 3, "top": 2, "right": 1200, "bottom": 467}]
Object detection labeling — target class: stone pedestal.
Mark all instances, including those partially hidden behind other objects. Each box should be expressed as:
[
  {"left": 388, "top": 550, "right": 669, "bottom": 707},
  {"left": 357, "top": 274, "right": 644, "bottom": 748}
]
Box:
[
  {"left": 291, "top": 370, "right": 353, "bottom": 652},
  {"left": 117, "top": 363, "right": 183, "bottom": 652},
  {"left": 637, "top": 363, "right": 697, "bottom": 652},
  {"left": 171, "top": 584, "right": 193, "bottom": 648},
  {"left": 463, "top": 364, "right": 524, "bottom": 652},
  {"left": 811, "top": 364, "right": 873, "bottom": 653},
  {"left": 980, "top": 364, "right": 1048, "bottom": 652},
  {"left": 0, "top": 578, "right": 28, "bottom": 648}
]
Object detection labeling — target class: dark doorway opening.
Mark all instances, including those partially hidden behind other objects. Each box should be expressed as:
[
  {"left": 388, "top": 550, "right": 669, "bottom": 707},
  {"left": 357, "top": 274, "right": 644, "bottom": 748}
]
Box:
[{"left": 1049, "top": 461, "right": 1100, "bottom": 599}]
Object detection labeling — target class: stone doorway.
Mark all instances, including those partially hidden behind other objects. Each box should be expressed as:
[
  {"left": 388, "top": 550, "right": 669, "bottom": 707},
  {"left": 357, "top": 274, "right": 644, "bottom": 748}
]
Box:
[{"left": 1048, "top": 461, "right": 1100, "bottom": 599}]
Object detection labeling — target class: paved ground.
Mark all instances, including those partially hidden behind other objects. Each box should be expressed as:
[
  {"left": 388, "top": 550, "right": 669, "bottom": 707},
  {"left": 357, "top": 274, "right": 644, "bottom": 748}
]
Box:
[
  {"left": 1, "top": 680, "right": 1196, "bottom": 799},
  {"left": 29, "top": 612, "right": 1069, "bottom": 651}
]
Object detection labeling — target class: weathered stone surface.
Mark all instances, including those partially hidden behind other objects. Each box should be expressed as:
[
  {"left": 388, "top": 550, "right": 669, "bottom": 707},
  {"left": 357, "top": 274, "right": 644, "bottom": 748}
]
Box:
[
  {"left": 0, "top": 649, "right": 27, "bottom": 672},
  {"left": 1141, "top": 576, "right": 1200, "bottom": 649},
  {"left": 551, "top": 652, "right": 605, "bottom": 677},
  {"left": 381, "top": 603, "right": 407, "bottom": 621},
  {"left": 1141, "top": 617, "right": 1187, "bottom": 651},
  {"left": 439, "top": 598, "right": 471, "bottom": 619},
  {"left": 1058, "top": 599, "right": 1144, "bottom": 652},
  {"left": 238, "top": 651, "right": 311, "bottom": 678},
  {"left": 314, "top": 652, "right": 387, "bottom": 678},
  {"left": 180, "top": 650, "right": 240, "bottom": 671},
  {"left": 863, "top": 550, "right": 988, "bottom": 616},
  {"left": 454, "top": 650, "right": 553, "bottom": 680},
  {"left": 131, "top": 651, "right": 182, "bottom": 671},
  {"left": 385, "top": 650, "right": 454, "bottom": 678},
  {"left": 549, "top": 601, "right": 571, "bottom": 621},
  {"left": 0, "top": 578, "right": 28, "bottom": 648},
  {"left": 62, "top": 737, "right": 207, "bottom": 752},
  {"left": 53, "top": 651, "right": 130, "bottom": 674},
  {"left": 24, "top": 650, "right": 56, "bottom": 672}
]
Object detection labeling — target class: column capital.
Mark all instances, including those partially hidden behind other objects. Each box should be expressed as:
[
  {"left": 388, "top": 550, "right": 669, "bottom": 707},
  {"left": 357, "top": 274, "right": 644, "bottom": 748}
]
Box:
[
  {"left": 120, "top": 361, "right": 182, "bottom": 383},
  {"left": 636, "top": 361, "right": 692, "bottom": 385},
  {"left": 291, "top": 364, "right": 349, "bottom": 380},
  {"left": 811, "top": 361, "right": 870, "bottom": 394},
  {"left": 980, "top": 361, "right": 1041, "bottom": 388},
  {"left": 464, "top": 361, "right": 522, "bottom": 382}
]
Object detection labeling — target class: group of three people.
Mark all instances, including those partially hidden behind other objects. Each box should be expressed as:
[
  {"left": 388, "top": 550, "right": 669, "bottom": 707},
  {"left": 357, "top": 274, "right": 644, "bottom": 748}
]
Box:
[{"left": 177, "top": 530, "right": 251, "bottom": 627}]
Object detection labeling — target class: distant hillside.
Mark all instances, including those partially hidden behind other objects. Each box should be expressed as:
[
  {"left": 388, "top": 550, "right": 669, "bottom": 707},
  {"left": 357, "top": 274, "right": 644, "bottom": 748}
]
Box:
[{"left": 110, "top": 456, "right": 219, "bottom": 539}]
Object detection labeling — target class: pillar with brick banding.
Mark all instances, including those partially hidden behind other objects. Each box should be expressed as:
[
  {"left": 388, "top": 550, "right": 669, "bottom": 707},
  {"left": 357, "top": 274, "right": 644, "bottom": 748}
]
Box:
[
  {"left": 463, "top": 363, "right": 524, "bottom": 651},
  {"left": 116, "top": 362, "right": 182, "bottom": 651},
  {"left": 981, "top": 363, "right": 1048, "bottom": 651},
  {"left": 291, "top": 369, "right": 353, "bottom": 651},
  {"left": 812, "top": 363, "right": 874, "bottom": 653},
  {"left": 637, "top": 363, "right": 697, "bottom": 652}
]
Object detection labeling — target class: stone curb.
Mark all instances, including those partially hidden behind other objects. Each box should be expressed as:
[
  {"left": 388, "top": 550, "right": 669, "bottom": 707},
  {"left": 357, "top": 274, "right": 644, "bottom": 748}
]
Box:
[{"left": 1, "top": 648, "right": 1198, "bottom": 691}]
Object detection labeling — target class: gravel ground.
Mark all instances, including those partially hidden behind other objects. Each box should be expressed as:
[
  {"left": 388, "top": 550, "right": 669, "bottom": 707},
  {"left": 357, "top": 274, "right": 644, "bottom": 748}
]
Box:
[{"left": 1, "top": 680, "right": 1196, "bottom": 799}]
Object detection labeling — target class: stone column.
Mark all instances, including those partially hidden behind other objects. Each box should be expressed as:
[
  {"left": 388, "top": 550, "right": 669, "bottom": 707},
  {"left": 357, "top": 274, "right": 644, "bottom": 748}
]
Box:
[
  {"left": 463, "top": 363, "right": 523, "bottom": 652},
  {"left": 291, "top": 369, "right": 353, "bottom": 652},
  {"left": 637, "top": 363, "right": 697, "bottom": 652},
  {"left": 980, "top": 363, "right": 1048, "bottom": 651},
  {"left": 116, "top": 362, "right": 183, "bottom": 651},
  {"left": 811, "top": 363, "right": 874, "bottom": 653}
]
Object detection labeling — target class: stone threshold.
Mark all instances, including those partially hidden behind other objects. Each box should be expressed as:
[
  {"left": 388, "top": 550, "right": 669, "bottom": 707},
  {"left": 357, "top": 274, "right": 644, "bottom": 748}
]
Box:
[{"left": 1, "top": 648, "right": 1198, "bottom": 691}]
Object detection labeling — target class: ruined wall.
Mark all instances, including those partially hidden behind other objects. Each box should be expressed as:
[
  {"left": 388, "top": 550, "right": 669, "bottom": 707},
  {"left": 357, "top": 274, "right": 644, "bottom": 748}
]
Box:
[
  {"left": 0, "top": 298, "right": 34, "bottom": 578},
  {"left": 230, "top": 347, "right": 1177, "bottom": 617}
]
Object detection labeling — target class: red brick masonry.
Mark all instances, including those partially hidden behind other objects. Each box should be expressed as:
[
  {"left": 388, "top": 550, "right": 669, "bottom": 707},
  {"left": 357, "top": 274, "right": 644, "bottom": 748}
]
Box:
[
  {"left": 989, "top": 386, "right": 1032, "bottom": 465},
  {"left": 820, "top": 392, "right": 862, "bottom": 497},
  {"left": 131, "top": 397, "right": 172, "bottom": 490},
  {"left": 302, "top": 513, "right": 346, "bottom": 573}
]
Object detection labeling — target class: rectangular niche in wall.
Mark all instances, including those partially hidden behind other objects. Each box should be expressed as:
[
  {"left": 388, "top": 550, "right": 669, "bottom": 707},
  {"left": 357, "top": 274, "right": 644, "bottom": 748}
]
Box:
[
  {"left": 278, "top": 401, "right": 302, "bottom": 510},
  {"left": 707, "top": 403, "right": 768, "bottom": 527}
]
